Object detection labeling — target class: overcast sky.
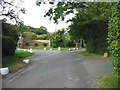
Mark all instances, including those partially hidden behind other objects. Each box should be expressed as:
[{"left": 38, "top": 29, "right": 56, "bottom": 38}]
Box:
[{"left": 19, "top": 0, "right": 75, "bottom": 32}]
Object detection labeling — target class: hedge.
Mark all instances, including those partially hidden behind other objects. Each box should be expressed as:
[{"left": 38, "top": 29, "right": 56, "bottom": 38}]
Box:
[{"left": 2, "top": 36, "right": 16, "bottom": 56}]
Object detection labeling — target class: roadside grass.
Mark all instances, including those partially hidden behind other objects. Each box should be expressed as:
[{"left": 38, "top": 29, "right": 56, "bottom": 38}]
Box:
[
  {"left": 31, "top": 46, "right": 75, "bottom": 51},
  {"left": 15, "top": 50, "right": 33, "bottom": 58},
  {"left": 32, "top": 46, "right": 44, "bottom": 50},
  {"left": 34, "top": 40, "right": 49, "bottom": 43},
  {"left": 97, "top": 72, "right": 118, "bottom": 88},
  {"left": 79, "top": 51, "right": 102, "bottom": 57},
  {"left": 2, "top": 50, "right": 33, "bottom": 73}
]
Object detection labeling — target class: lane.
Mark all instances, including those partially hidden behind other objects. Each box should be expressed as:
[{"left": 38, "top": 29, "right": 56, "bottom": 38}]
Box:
[
  {"left": 3, "top": 50, "right": 93, "bottom": 88},
  {"left": 2, "top": 50, "right": 113, "bottom": 88}
]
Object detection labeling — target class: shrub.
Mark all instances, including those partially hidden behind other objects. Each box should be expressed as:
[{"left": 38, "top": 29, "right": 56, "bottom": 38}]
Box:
[
  {"left": 2, "top": 22, "right": 19, "bottom": 42},
  {"left": 2, "top": 36, "right": 16, "bottom": 56},
  {"left": 2, "top": 22, "right": 19, "bottom": 56},
  {"left": 23, "top": 32, "right": 38, "bottom": 40}
]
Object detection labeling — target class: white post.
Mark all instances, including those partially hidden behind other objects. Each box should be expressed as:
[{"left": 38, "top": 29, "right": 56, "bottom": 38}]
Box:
[
  {"left": 23, "top": 59, "right": 30, "bottom": 64},
  {"left": 58, "top": 47, "right": 61, "bottom": 50},
  {"left": 44, "top": 48, "right": 46, "bottom": 50},
  {"left": 0, "top": 67, "right": 9, "bottom": 75},
  {"left": 29, "top": 48, "right": 33, "bottom": 53}
]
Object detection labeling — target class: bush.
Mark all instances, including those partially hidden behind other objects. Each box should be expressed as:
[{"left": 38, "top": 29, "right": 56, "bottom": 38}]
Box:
[
  {"left": 2, "top": 36, "right": 16, "bottom": 56},
  {"left": 2, "top": 22, "right": 19, "bottom": 42},
  {"left": 2, "top": 22, "right": 19, "bottom": 56},
  {"left": 23, "top": 32, "right": 38, "bottom": 40}
]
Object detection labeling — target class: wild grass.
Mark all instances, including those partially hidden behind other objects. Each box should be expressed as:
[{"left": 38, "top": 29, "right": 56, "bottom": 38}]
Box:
[{"left": 97, "top": 72, "right": 119, "bottom": 88}]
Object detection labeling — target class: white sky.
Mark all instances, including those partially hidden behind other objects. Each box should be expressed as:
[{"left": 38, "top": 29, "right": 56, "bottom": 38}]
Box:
[{"left": 19, "top": 0, "right": 75, "bottom": 32}]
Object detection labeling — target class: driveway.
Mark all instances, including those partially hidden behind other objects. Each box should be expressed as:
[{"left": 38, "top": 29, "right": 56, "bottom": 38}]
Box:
[{"left": 2, "top": 50, "right": 113, "bottom": 88}]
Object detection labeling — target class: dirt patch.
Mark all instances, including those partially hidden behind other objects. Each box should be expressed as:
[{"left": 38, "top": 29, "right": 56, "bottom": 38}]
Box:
[
  {"left": 9, "top": 60, "right": 32, "bottom": 73},
  {"left": 0, "top": 60, "right": 32, "bottom": 79}
]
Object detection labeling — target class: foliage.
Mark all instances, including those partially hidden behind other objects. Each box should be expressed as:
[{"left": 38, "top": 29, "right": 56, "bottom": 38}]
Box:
[
  {"left": 2, "top": 50, "right": 33, "bottom": 72},
  {"left": 19, "top": 24, "right": 35, "bottom": 33},
  {"left": 15, "top": 50, "right": 34, "bottom": 58},
  {"left": 34, "top": 40, "right": 49, "bottom": 43},
  {"left": 0, "top": 0, "right": 25, "bottom": 24},
  {"left": 37, "top": 2, "right": 110, "bottom": 23},
  {"left": 2, "top": 22, "right": 19, "bottom": 42},
  {"left": 19, "top": 24, "right": 48, "bottom": 35},
  {"left": 36, "top": 26, "right": 48, "bottom": 35},
  {"left": 38, "top": 34, "right": 49, "bottom": 40},
  {"left": 23, "top": 32, "right": 38, "bottom": 40},
  {"left": 64, "top": 33, "right": 76, "bottom": 47},
  {"left": 2, "top": 22, "right": 19, "bottom": 56},
  {"left": 51, "top": 29, "right": 64, "bottom": 47},
  {"left": 97, "top": 72, "right": 118, "bottom": 88},
  {"left": 51, "top": 28, "right": 75, "bottom": 48},
  {"left": 107, "top": 3, "right": 120, "bottom": 73},
  {"left": 37, "top": 2, "right": 111, "bottom": 53},
  {"left": 2, "top": 36, "right": 16, "bottom": 56},
  {"left": 68, "top": 3, "right": 110, "bottom": 54},
  {"left": 37, "top": 1, "right": 85, "bottom": 23}
]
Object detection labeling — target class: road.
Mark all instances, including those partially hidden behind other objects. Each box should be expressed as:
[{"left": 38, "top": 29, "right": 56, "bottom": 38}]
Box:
[{"left": 2, "top": 50, "right": 113, "bottom": 88}]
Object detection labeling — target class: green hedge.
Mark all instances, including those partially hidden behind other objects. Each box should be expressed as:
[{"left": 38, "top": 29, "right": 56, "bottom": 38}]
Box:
[
  {"left": 2, "top": 22, "right": 19, "bottom": 42},
  {"left": 2, "top": 36, "right": 16, "bottom": 56},
  {"left": 2, "top": 22, "right": 19, "bottom": 57},
  {"left": 107, "top": 3, "right": 120, "bottom": 73}
]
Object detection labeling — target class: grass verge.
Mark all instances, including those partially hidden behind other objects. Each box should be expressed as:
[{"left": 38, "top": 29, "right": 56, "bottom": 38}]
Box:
[
  {"left": 97, "top": 72, "right": 118, "bottom": 88},
  {"left": 28, "top": 46, "right": 75, "bottom": 51},
  {"left": 2, "top": 50, "right": 34, "bottom": 73},
  {"left": 79, "top": 51, "right": 102, "bottom": 57}
]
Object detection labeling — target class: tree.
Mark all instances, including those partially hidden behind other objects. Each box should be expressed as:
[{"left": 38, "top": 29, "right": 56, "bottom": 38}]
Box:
[
  {"left": 0, "top": 0, "right": 25, "bottom": 24},
  {"left": 38, "top": 34, "right": 48, "bottom": 40},
  {"left": 36, "top": 26, "right": 48, "bottom": 35},
  {"left": 51, "top": 28, "right": 65, "bottom": 47},
  {"left": 19, "top": 24, "right": 36, "bottom": 33},
  {"left": 36, "top": 1, "right": 120, "bottom": 72},
  {"left": 2, "top": 22, "right": 19, "bottom": 42},
  {"left": 50, "top": 28, "right": 75, "bottom": 48},
  {"left": 23, "top": 32, "right": 38, "bottom": 40},
  {"left": 1, "top": 0, "right": 25, "bottom": 56},
  {"left": 18, "top": 24, "right": 48, "bottom": 35},
  {"left": 36, "top": 2, "right": 112, "bottom": 53}
]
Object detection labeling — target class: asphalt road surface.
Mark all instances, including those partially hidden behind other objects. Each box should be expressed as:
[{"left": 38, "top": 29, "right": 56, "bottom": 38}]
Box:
[{"left": 2, "top": 50, "right": 113, "bottom": 88}]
